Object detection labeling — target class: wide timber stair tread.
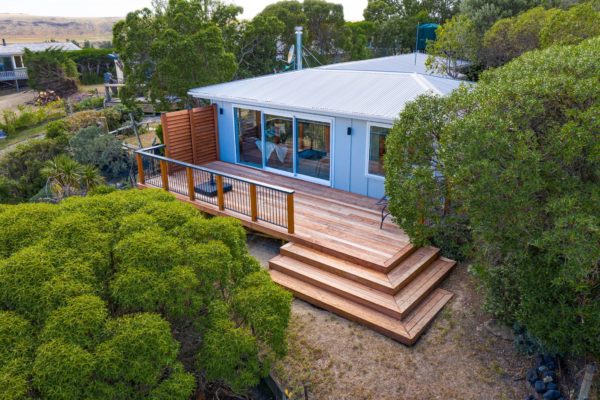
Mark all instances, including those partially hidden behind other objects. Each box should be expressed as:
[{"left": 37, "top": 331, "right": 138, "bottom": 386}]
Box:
[
  {"left": 269, "top": 269, "right": 453, "bottom": 345},
  {"left": 270, "top": 251, "right": 455, "bottom": 319},
  {"left": 270, "top": 255, "right": 402, "bottom": 318}
]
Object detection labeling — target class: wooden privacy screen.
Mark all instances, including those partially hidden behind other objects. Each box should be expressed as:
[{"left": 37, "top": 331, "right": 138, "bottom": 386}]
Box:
[{"left": 160, "top": 104, "right": 220, "bottom": 166}]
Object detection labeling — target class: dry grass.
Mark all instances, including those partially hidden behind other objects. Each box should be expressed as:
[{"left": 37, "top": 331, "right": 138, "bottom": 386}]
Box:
[{"left": 247, "top": 234, "right": 533, "bottom": 400}]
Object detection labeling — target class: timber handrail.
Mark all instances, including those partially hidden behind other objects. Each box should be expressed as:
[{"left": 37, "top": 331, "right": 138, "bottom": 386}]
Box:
[
  {"left": 135, "top": 145, "right": 295, "bottom": 233},
  {"left": 136, "top": 145, "right": 295, "bottom": 194}
]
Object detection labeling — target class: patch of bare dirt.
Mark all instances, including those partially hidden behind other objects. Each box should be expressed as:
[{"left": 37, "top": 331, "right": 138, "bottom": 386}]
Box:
[{"left": 246, "top": 233, "right": 533, "bottom": 400}]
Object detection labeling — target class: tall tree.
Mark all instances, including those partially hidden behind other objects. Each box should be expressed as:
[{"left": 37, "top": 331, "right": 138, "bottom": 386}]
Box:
[
  {"left": 459, "top": 0, "right": 539, "bottom": 33},
  {"left": 363, "top": 0, "right": 457, "bottom": 56},
  {"left": 303, "top": 0, "right": 347, "bottom": 62},
  {"left": 113, "top": 0, "right": 236, "bottom": 109},
  {"left": 425, "top": 14, "right": 479, "bottom": 77},
  {"left": 232, "top": 15, "right": 286, "bottom": 78}
]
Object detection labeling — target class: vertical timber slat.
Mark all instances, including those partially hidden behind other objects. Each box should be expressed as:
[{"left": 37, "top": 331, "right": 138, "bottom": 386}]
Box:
[
  {"left": 160, "top": 160, "right": 169, "bottom": 191},
  {"left": 136, "top": 153, "right": 145, "bottom": 184},
  {"left": 287, "top": 192, "right": 295, "bottom": 234},
  {"left": 186, "top": 167, "right": 195, "bottom": 201},
  {"left": 189, "top": 109, "right": 198, "bottom": 165},
  {"left": 250, "top": 184, "right": 258, "bottom": 222},
  {"left": 216, "top": 175, "right": 225, "bottom": 211},
  {"left": 212, "top": 104, "right": 220, "bottom": 161}
]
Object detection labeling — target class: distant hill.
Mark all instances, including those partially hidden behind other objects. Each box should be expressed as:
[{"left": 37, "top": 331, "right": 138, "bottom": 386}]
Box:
[{"left": 0, "top": 13, "right": 120, "bottom": 44}]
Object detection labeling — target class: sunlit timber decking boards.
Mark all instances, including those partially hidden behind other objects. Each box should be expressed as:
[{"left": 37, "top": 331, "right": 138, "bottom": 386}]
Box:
[{"left": 136, "top": 147, "right": 455, "bottom": 345}]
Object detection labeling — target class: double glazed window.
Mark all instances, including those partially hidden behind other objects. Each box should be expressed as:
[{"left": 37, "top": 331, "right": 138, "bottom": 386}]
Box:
[{"left": 368, "top": 125, "right": 390, "bottom": 177}]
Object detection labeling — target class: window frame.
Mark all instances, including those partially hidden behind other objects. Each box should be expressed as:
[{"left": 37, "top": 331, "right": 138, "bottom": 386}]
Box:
[
  {"left": 13, "top": 55, "right": 24, "bottom": 69},
  {"left": 365, "top": 122, "right": 392, "bottom": 180}
]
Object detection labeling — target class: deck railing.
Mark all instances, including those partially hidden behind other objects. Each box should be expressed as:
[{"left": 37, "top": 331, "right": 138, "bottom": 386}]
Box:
[
  {"left": 0, "top": 69, "right": 28, "bottom": 81},
  {"left": 135, "top": 145, "right": 295, "bottom": 233}
]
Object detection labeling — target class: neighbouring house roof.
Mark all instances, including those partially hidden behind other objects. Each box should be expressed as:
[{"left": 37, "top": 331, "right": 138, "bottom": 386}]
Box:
[
  {"left": 189, "top": 62, "right": 466, "bottom": 124},
  {"left": 0, "top": 42, "right": 81, "bottom": 56}
]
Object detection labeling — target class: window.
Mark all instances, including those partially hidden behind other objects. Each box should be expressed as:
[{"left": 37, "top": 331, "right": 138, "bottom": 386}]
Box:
[
  {"left": 13, "top": 55, "right": 24, "bottom": 69},
  {"left": 368, "top": 125, "right": 390, "bottom": 177}
]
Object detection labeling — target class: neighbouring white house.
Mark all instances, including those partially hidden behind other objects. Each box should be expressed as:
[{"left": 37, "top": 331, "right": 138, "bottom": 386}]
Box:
[
  {"left": 189, "top": 53, "right": 466, "bottom": 198},
  {"left": 0, "top": 40, "right": 80, "bottom": 90}
]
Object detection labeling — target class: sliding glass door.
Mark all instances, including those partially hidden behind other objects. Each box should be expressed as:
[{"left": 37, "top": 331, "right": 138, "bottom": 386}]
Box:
[
  {"left": 234, "top": 107, "right": 332, "bottom": 184},
  {"left": 235, "top": 108, "right": 262, "bottom": 168},
  {"left": 264, "top": 114, "right": 294, "bottom": 174},
  {"left": 296, "top": 118, "right": 331, "bottom": 182}
]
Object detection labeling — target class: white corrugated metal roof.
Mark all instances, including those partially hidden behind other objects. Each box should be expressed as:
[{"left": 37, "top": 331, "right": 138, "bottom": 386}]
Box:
[
  {"left": 189, "top": 67, "right": 464, "bottom": 124},
  {"left": 319, "top": 53, "right": 433, "bottom": 74},
  {"left": 0, "top": 42, "right": 81, "bottom": 55},
  {"left": 318, "top": 53, "right": 471, "bottom": 76}
]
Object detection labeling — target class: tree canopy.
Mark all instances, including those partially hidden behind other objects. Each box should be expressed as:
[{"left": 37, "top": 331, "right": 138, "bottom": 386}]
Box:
[
  {"left": 0, "top": 189, "right": 292, "bottom": 398},
  {"left": 386, "top": 37, "right": 600, "bottom": 357},
  {"left": 113, "top": 0, "right": 237, "bottom": 109}
]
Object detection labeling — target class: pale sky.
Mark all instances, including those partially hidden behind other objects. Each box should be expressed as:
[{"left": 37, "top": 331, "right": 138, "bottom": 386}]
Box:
[{"left": 0, "top": 0, "right": 369, "bottom": 21}]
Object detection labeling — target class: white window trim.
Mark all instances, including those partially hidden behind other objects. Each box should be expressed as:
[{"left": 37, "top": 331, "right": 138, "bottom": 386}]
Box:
[{"left": 365, "top": 122, "right": 393, "bottom": 181}]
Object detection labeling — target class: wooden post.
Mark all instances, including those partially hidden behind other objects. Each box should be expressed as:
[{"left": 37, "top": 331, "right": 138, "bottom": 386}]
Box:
[
  {"left": 287, "top": 192, "right": 295, "bottom": 234},
  {"left": 249, "top": 184, "right": 258, "bottom": 222},
  {"left": 160, "top": 160, "right": 169, "bottom": 191},
  {"left": 216, "top": 175, "right": 225, "bottom": 211},
  {"left": 186, "top": 167, "right": 195, "bottom": 201},
  {"left": 136, "top": 153, "right": 145, "bottom": 184}
]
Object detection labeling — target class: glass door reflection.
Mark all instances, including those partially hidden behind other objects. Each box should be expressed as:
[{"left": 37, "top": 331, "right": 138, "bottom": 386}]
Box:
[
  {"left": 296, "top": 118, "right": 330, "bottom": 182},
  {"left": 264, "top": 114, "right": 293, "bottom": 174},
  {"left": 235, "top": 108, "right": 262, "bottom": 168}
]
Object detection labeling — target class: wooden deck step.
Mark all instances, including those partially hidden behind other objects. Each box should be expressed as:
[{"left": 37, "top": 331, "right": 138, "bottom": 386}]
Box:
[
  {"left": 270, "top": 255, "right": 402, "bottom": 318},
  {"left": 270, "top": 253, "right": 455, "bottom": 319},
  {"left": 280, "top": 242, "right": 393, "bottom": 292},
  {"left": 280, "top": 243, "right": 444, "bottom": 293},
  {"left": 394, "top": 257, "right": 455, "bottom": 316},
  {"left": 269, "top": 269, "right": 453, "bottom": 345},
  {"left": 386, "top": 246, "right": 440, "bottom": 283}
]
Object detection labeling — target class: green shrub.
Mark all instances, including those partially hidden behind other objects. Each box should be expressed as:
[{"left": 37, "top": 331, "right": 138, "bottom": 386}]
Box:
[
  {"left": 73, "top": 97, "right": 105, "bottom": 112},
  {"left": 386, "top": 37, "right": 600, "bottom": 357},
  {"left": 45, "top": 119, "right": 68, "bottom": 139},
  {"left": 0, "top": 189, "right": 291, "bottom": 395},
  {"left": 32, "top": 339, "right": 94, "bottom": 400},
  {"left": 41, "top": 295, "right": 107, "bottom": 349},
  {"left": 110, "top": 267, "right": 167, "bottom": 312},
  {"left": 0, "top": 311, "right": 34, "bottom": 373},
  {"left": 0, "top": 101, "right": 66, "bottom": 136},
  {"left": 0, "top": 203, "right": 61, "bottom": 258},
  {"left": 199, "top": 301, "right": 262, "bottom": 392},
  {"left": 0, "top": 246, "right": 57, "bottom": 324},
  {"left": 70, "top": 126, "right": 131, "bottom": 180},
  {"left": 0, "top": 137, "right": 68, "bottom": 202},
  {"left": 95, "top": 313, "right": 181, "bottom": 386},
  {"left": 114, "top": 228, "right": 184, "bottom": 273}
]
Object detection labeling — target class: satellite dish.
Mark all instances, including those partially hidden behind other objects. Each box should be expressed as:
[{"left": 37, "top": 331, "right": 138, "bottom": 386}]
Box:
[{"left": 287, "top": 45, "right": 295, "bottom": 64}]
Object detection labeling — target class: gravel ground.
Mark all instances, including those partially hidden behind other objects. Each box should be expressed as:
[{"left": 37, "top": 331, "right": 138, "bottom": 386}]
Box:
[
  {"left": 0, "top": 89, "right": 36, "bottom": 112},
  {"left": 245, "top": 232, "right": 533, "bottom": 400}
]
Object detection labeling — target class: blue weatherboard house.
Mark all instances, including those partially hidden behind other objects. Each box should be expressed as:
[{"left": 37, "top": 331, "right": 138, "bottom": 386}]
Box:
[{"left": 189, "top": 53, "right": 464, "bottom": 198}]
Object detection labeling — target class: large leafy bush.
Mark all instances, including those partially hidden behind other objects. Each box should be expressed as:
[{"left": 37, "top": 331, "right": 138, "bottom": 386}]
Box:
[
  {"left": 0, "top": 189, "right": 292, "bottom": 397},
  {"left": 386, "top": 38, "right": 600, "bottom": 357}
]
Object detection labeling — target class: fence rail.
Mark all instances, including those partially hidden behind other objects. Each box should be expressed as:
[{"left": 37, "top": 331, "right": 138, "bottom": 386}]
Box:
[
  {"left": 0, "top": 69, "right": 28, "bottom": 81},
  {"left": 135, "top": 145, "right": 295, "bottom": 233}
]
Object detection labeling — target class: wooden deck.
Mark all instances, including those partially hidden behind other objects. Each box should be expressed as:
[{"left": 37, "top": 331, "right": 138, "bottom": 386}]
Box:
[{"left": 139, "top": 160, "right": 455, "bottom": 345}]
